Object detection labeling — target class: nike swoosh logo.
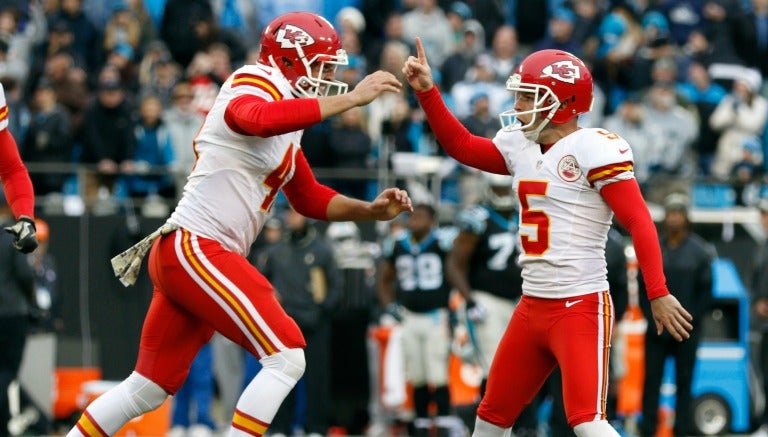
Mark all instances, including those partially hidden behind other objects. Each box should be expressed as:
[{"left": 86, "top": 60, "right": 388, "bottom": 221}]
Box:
[
  {"left": 619, "top": 148, "right": 629, "bottom": 154},
  {"left": 565, "top": 299, "right": 583, "bottom": 308}
]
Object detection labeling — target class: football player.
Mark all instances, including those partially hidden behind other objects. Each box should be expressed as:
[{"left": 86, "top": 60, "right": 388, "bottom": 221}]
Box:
[
  {"left": 0, "top": 82, "right": 37, "bottom": 254},
  {"left": 378, "top": 204, "right": 458, "bottom": 437},
  {"left": 403, "top": 39, "right": 692, "bottom": 437},
  {"left": 67, "top": 12, "right": 412, "bottom": 437},
  {"left": 447, "top": 172, "right": 542, "bottom": 435}
]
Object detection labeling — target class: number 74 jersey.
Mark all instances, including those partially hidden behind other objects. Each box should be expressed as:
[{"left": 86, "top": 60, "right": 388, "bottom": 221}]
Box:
[{"left": 493, "top": 127, "right": 635, "bottom": 299}]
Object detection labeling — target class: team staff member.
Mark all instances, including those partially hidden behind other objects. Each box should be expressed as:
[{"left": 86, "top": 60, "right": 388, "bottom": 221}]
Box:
[
  {"left": 67, "top": 11, "right": 412, "bottom": 437},
  {"left": 403, "top": 39, "right": 692, "bottom": 437},
  {"left": 639, "top": 193, "right": 714, "bottom": 437}
]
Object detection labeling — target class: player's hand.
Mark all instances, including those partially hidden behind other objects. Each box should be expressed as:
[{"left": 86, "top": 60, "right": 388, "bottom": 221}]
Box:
[
  {"left": 350, "top": 70, "right": 402, "bottom": 106},
  {"left": 650, "top": 294, "right": 693, "bottom": 341},
  {"left": 402, "top": 37, "right": 434, "bottom": 92},
  {"left": 465, "top": 299, "right": 487, "bottom": 323},
  {"left": 369, "top": 188, "right": 413, "bottom": 220},
  {"left": 4, "top": 216, "right": 38, "bottom": 253}
]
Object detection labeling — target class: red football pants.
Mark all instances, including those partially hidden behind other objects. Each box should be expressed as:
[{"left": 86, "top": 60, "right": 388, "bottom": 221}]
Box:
[
  {"left": 135, "top": 229, "right": 305, "bottom": 394},
  {"left": 477, "top": 291, "right": 614, "bottom": 428}
]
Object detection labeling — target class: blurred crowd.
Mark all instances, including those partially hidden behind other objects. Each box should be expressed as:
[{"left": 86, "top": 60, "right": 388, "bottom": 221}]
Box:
[{"left": 2, "top": 0, "right": 766, "bottom": 212}]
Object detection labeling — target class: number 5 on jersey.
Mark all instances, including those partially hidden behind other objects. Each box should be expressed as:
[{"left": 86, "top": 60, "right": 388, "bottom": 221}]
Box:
[{"left": 518, "top": 180, "right": 550, "bottom": 256}]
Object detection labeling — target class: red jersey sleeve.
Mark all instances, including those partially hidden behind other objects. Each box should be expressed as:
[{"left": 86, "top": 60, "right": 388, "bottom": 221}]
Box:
[
  {"left": 281, "top": 148, "right": 339, "bottom": 220},
  {"left": 414, "top": 86, "right": 509, "bottom": 174},
  {"left": 224, "top": 94, "right": 322, "bottom": 138},
  {"left": 0, "top": 129, "right": 34, "bottom": 219},
  {"left": 601, "top": 179, "right": 669, "bottom": 300}
]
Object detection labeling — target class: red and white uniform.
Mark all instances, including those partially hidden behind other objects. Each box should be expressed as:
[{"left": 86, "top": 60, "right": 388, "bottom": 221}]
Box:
[
  {"left": 495, "top": 127, "right": 633, "bottom": 298},
  {"left": 0, "top": 83, "right": 35, "bottom": 219},
  {"left": 137, "top": 64, "right": 336, "bottom": 394},
  {"left": 414, "top": 85, "right": 668, "bottom": 429}
]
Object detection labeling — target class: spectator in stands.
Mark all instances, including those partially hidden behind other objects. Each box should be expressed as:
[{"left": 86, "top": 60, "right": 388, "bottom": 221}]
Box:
[
  {"left": 38, "top": 50, "right": 90, "bottom": 140},
  {"left": 0, "top": 4, "right": 47, "bottom": 89},
  {"left": 192, "top": 12, "right": 246, "bottom": 66},
  {"left": 124, "top": 0, "right": 156, "bottom": 54},
  {"left": 709, "top": 70, "right": 768, "bottom": 182},
  {"left": 163, "top": 81, "right": 203, "bottom": 193},
  {"left": 642, "top": 80, "right": 698, "bottom": 203},
  {"left": 445, "top": 1, "right": 471, "bottom": 51},
  {"left": 533, "top": 7, "right": 583, "bottom": 58},
  {"left": 626, "top": 11, "right": 675, "bottom": 93},
  {"left": 366, "top": 41, "right": 411, "bottom": 145},
  {"left": 20, "top": 78, "right": 72, "bottom": 196},
  {"left": 735, "top": 0, "right": 768, "bottom": 78},
  {"left": 476, "top": 25, "right": 522, "bottom": 86},
  {"left": 80, "top": 78, "right": 136, "bottom": 199},
  {"left": 102, "top": 2, "right": 141, "bottom": 59},
  {"left": 450, "top": 54, "right": 508, "bottom": 120},
  {"left": 328, "top": 106, "right": 372, "bottom": 201},
  {"left": 363, "top": 11, "right": 413, "bottom": 74},
  {"left": 460, "top": 91, "right": 496, "bottom": 140},
  {"left": 677, "top": 61, "right": 728, "bottom": 176},
  {"left": 105, "top": 42, "right": 140, "bottom": 95},
  {"left": 159, "top": 0, "right": 213, "bottom": 68},
  {"left": 439, "top": 19, "right": 484, "bottom": 94},
  {"left": 123, "top": 93, "right": 175, "bottom": 199},
  {"left": 402, "top": 0, "right": 453, "bottom": 69},
  {"left": 49, "top": 0, "right": 101, "bottom": 72},
  {"left": 139, "top": 51, "right": 180, "bottom": 109}
]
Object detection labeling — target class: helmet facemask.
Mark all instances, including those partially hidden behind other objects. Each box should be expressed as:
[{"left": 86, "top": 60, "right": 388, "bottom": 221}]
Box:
[
  {"left": 270, "top": 46, "right": 349, "bottom": 98},
  {"left": 499, "top": 74, "right": 561, "bottom": 141}
]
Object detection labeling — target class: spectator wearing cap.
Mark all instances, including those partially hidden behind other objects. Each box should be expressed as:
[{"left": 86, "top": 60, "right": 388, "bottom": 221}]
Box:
[
  {"left": 19, "top": 78, "right": 72, "bottom": 195},
  {"left": 80, "top": 77, "right": 136, "bottom": 200},
  {"left": 709, "top": 69, "right": 768, "bottom": 182},
  {"left": 750, "top": 197, "right": 768, "bottom": 437},
  {"left": 446, "top": 1, "right": 471, "bottom": 51},
  {"left": 449, "top": 53, "right": 508, "bottom": 120},
  {"left": 638, "top": 193, "right": 715, "bottom": 437},
  {"left": 105, "top": 42, "right": 140, "bottom": 95},
  {"left": 533, "top": 7, "right": 583, "bottom": 58}
]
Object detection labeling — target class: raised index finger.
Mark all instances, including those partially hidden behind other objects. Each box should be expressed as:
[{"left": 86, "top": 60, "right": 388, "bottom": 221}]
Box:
[{"left": 415, "top": 37, "right": 426, "bottom": 62}]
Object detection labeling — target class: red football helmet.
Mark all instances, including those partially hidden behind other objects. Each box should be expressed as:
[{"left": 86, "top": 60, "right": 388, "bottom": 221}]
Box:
[
  {"left": 258, "top": 11, "right": 349, "bottom": 97},
  {"left": 499, "top": 49, "right": 593, "bottom": 134}
]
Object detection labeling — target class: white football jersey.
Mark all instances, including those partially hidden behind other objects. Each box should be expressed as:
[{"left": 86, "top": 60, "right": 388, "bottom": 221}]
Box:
[
  {"left": 168, "top": 64, "right": 301, "bottom": 256},
  {"left": 0, "top": 83, "right": 8, "bottom": 131},
  {"left": 493, "top": 127, "right": 635, "bottom": 298}
]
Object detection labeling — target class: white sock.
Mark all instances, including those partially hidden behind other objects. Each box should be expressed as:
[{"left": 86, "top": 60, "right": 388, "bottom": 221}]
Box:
[
  {"left": 227, "top": 367, "right": 299, "bottom": 436},
  {"left": 472, "top": 417, "right": 512, "bottom": 437}
]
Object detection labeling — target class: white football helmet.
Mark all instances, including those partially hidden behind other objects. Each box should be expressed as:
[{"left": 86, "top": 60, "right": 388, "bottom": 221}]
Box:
[{"left": 481, "top": 172, "right": 515, "bottom": 211}]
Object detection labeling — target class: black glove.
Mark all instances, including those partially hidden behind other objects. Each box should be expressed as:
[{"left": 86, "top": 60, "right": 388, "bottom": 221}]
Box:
[{"left": 4, "top": 217, "right": 38, "bottom": 253}]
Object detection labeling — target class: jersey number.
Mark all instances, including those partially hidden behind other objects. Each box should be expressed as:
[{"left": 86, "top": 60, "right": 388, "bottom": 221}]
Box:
[
  {"left": 518, "top": 180, "right": 550, "bottom": 256},
  {"left": 395, "top": 253, "right": 443, "bottom": 291},
  {"left": 487, "top": 232, "right": 516, "bottom": 270},
  {"left": 260, "top": 144, "right": 294, "bottom": 212}
]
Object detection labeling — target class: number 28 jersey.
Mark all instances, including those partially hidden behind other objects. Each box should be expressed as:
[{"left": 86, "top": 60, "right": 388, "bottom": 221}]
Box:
[
  {"left": 493, "top": 127, "right": 635, "bottom": 299},
  {"left": 168, "top": 64, "right": 300, "bottom": 256}
]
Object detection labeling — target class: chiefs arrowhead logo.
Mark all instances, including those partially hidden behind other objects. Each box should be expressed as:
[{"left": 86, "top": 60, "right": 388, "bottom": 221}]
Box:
[
  {"left": 541, "top": 60, "right": 581, "bottom": 84},
  {"left": 275, "top": 24, "right": 315, "bottom": 49}
]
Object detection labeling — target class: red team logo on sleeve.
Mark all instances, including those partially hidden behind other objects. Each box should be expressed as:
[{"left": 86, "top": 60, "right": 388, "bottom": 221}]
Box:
[
  {"left": 541, "top": 60, "right": 581, "bottom": 84},
  {"left": 275, "top": 25, "right": 315, "bottom": 49}
]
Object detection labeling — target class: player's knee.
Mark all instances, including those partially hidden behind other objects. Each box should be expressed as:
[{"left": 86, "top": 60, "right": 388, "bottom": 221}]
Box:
[
  {"left": 260, "top": 348, "right": 305, "bottom": 382},
  {"left": 573, "top": 419, "right": 621, "bottom": 437},
  {"left": 120, "top": 372, "right": 168, "bottom": 415}
]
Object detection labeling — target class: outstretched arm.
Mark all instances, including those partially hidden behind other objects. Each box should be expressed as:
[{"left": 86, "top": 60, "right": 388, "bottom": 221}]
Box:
[
  {"left": 0, "top": 129, "right": 34, "bottom": 219},
  {"left": 404, "top": 38, "right": 508, "bottom": 174},
  {"left": 602, "top": 178, "right": 693, "bottom": 341},
  {"left": 282, "top": 149, "right": 412, "bottom": 222},
  {"left": 225, "top": 71, "right": 402, "bottom": 137}
]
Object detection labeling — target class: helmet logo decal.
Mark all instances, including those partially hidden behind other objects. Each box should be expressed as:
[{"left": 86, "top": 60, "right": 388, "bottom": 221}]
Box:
[
  {"left": 275, "top": 24, "right": 315, "bottom": 49},
  {"left": 557, "top": 155, "right": 582, "bottom": 182},
  {"left": 541, "top": 60, "right": 581, "bottom": 84}
]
